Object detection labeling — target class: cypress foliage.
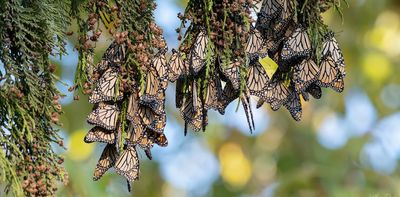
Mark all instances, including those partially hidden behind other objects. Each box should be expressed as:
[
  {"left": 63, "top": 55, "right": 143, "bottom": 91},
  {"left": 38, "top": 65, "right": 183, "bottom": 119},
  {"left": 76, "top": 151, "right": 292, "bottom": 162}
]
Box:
[{"left": 0, "top": 0, "right": 70, "bottom": 196}]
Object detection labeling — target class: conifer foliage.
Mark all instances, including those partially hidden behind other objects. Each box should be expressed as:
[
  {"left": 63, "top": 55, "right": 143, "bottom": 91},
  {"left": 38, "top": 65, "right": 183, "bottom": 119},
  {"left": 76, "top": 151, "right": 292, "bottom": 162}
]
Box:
[{"left": 0, "top": 0, "right": 70, "bottom": 196}]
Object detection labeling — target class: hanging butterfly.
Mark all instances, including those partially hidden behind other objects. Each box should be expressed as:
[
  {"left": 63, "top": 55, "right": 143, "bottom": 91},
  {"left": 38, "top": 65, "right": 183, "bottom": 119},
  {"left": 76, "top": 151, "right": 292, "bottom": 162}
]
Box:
[
  {"left": 89, "top": 67, "right": 124, "bottom": 104},
  {"left": 246, "top": 27, "right": 265, "bottom": 56},
  {"left": 220, "top": 60, "right": 241, "bottom": 90},
  {"left": 95, "top": 42, "right": 126, "bottom": 73},
  {"left": 270, "top": 0, "right": 295, "bottom": 38},
  {"left": 247, "top": 59, "right": 270, "bottom": 98},
  {"left": 180, "top": 94, "right": 206, "bottom": 134},
  {"left": 321, "top": 32, "right": 346, "bottom": 77},
  {"left": 281, "top": 27, "right": 312, "bottom": 63},
  {"left": 93, "top": 144, "right": 118, "bottom": 181},
  {"left": 316, "top": 55, "right": 338, "bottom": 88},
  {"left": 264, "top": 78, "right": 290, "bottom": 111},
  {"left": 257, "top": 0, "right": 283, "bottom": 27},
  {"left": 284, "top": 88, "right": 302, "bottom": 121},
  {"left": 140, "top": 67, "right": 161, "bottom": 105},
  {"left": 87, "top": 102, "right": 119, "bottom": 130},
  {"left": 114, "top": 146, "right": 140, "bottom": 182},
  {"left": 301, "top": 82, "right": 322, "bottom": 101},
  {"left": 190, "top": 29, "right": 209, "bottom": 74},
  {"left": 84, "top": 126, "right": 116, "bottom": 144},
  {"left": 204, "top": 76, "right": 224, "bottom": 114},
  {"left": 138, "top": 105, "right": 165, "bottom": 133},
  {"left": 293, "top": 58, "right": 319, "bottom": 92},
  {"left": 168, "top": 49, "right": 189, "bottom": 82},
  {"left": 220, "top": 81, "right": 240, "bottom": 113},
  {"left": 127, "top": 92, "right": 141, "bottom": 126},
  {"left": 152, "top": 49, "right": 169, "bottom": 83}
]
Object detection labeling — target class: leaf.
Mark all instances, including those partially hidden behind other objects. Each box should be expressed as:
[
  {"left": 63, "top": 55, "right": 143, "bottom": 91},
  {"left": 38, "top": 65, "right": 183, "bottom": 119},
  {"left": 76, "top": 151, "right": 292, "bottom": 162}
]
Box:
[{"left": 259, "top": 56, "right": 279, "bottom": 79}]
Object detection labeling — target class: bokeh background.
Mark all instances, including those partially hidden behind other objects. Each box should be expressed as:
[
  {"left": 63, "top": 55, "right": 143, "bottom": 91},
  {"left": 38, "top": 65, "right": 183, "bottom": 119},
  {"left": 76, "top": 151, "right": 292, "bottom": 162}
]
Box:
[{"left": 55, "top": 0, "right": 400, "bottom": 196}]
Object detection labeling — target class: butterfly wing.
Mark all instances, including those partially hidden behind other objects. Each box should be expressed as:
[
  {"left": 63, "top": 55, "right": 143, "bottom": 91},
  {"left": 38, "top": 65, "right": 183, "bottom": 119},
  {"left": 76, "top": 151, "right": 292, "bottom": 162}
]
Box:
[
  {"left": 87, "top": 103, "right": 119, "bottom": 130},
  {"left": 114, "top": 146, "right": 140, "bottom": 182},
  {"left": 93, "top": 144, "right": 118, "bottom": 181},
  {"left": 85, "top": 127, "right": 116, "bottom": 144}
]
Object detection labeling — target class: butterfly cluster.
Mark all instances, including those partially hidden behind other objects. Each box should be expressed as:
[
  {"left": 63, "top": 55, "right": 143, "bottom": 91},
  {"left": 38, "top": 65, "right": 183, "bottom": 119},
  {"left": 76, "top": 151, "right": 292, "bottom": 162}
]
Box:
[
  {"left": 74, "top": 0, "right": 347, "bottom": 192},
  {"left": 171, "top": 0, "right": 258, "bottom": 134},
  {"left": 84, "top": 42, "right": 169, "bottom": 185},
  {"left": 76, "top": 0, "right": 170, "bottom": 190},
  {"left": 249, "top": 0, "right": 346, "bottom": 121}
]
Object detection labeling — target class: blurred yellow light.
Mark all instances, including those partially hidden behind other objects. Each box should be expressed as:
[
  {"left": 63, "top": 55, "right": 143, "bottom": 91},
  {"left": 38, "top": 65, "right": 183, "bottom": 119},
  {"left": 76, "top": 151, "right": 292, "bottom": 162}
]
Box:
[
  {"left": 67, "top": 129, "right": 95, "bottom": 161},
  {"left": 219, "top": 143, "right": 252, "bottom": 188},
  {"left": 361, "top": 53, "right": 391, "bottom": 83}
]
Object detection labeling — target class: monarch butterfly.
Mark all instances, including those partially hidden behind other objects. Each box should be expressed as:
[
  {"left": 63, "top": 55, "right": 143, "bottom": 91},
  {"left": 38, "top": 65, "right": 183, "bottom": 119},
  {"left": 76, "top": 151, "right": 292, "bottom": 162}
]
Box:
[
  {"left": 284, "top": 90, "right": 302, "bottom": 121},
  {"left": 265, "top": 78, "right": 289, "bottom": 111},
  {"left": 301, "top": 82, "right": 322, "bottom": 101},
  {"left": 105, "top": 42, "right": 126, "bottom": 66},
  {"left": 220, "top": 81, "right": 240, "bottom": 113},
  {"left": 127, "top": 92, "right": 141, "bottom": 125},
  {"left": 168, "top": 49, "right": 189, "bottom": 82},
  {"left": 317, "top": 56, "right": 338, "bottom": 88},
  {"left": 247, "top": 61, "right": 270, "bottom": 98},
  {"left": 270, "top": 1, "right": 295, "bottom": 37},
  {"left": 190, "top": 29, "right": 208, "bottom": 74},
  {"left": 93, "top": 144, "right": 118, "bottom": 181},
  {"left": 246, "top": 27, "right": 264, "bottom": 55},
  {"left": 281, "top": 27, "right": 312, "bottom": 62},
  {"left": 89, "top": 67, "right": 123, "bottom": 104},
  {"left": 87, "top": 103, "right": 119, "bottom": 130},
  {"left": 138, "top": 106, "right": 158, "bottom": 127},
  {"left": 140, "top": 67, "right": 160, "bottom": 104},
  {"left": 180, "top": 95, "right": 205, "bottom": 133},
  {"left": 220, "top": 60, "right": 241, "bottom": 90},
  {"left": 114, "top": 146, "right": 140, "bottom": 182},
  {"left": 258, "top": 0, "right": 283, "bottom": 23},
  {"left": 126, "top": 123, "right": 145, "bottom": 145},
  {"left": 152, "top": 49, "right": 169, "bottom": 82},
  {"left": 84, "top": 127, "right": 116, "bottom": 144},
  {"left": 293, "top": 58, "right": 319, "bottom": 92},
  {"left": 140, "top": 89, "right": 165, "bottom": 116},
  {"left": 322, "top": 32, "right": 345, "bottom": 77},
  {"left": 204, "top": 77, "right": 224, "bottom": 114},
  {"left": 95, "top": 42, "right": 126, "bottom": 73},
  {"left": 280, "top": 0, "right": 295, "bottom": 21}
]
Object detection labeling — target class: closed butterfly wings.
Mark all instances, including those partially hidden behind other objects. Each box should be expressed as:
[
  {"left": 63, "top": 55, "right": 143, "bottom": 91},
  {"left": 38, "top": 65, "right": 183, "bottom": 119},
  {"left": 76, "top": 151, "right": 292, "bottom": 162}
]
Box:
[
  {"left": 85, "top": 127, "right": 116, "bottom": 144},
  {"left": 115, "top": 146, "right": 140, "bottom": 182},
  {"left": 87, "top": 103, "right": 119, "bottom": 130},
  {"left": 284, "top": 87, "right": 302, "bottom": 121},
  {"left": 168, "top": 49, "right": 189, "bottom": 82},
  {"left": 93, "top": 144, "right": 118, "bottom": 181},
  {"left": 281, "top": 27, "right": 312, "bottom": 62},
  {"left": 247, "top": 61, "right": 270, "bottom": 98},
  {"left": 89, "top": 67, "right": 124, "bottom": 103},
  {"left": 190, "top": 29, "right": 209, "bottom": 74},
  {"left": 293, "top": 58, "right": 319, "bottom": 92}
]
